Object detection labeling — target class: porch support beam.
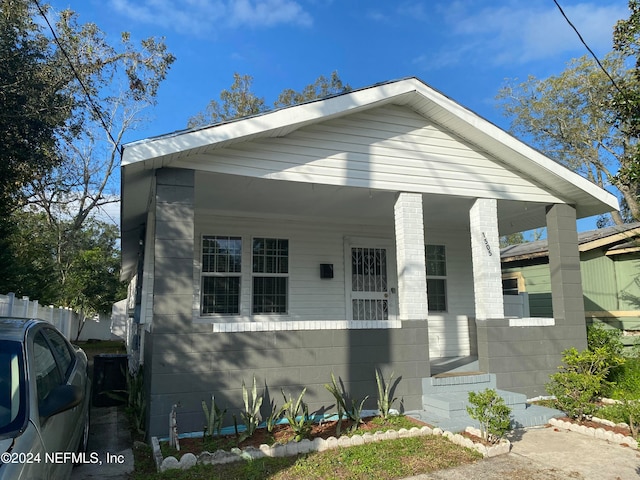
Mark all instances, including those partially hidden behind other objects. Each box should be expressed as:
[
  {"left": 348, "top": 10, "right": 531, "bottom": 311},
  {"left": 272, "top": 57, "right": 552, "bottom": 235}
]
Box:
[
  {"left": 546, "top": 203, "right": 587, "bottom": 350},
  {"left": 394, "top": 192, "right": 428, "bottom": 321},
  {"left": 470, "top": 198, "right": 504, "bottom": 320}
]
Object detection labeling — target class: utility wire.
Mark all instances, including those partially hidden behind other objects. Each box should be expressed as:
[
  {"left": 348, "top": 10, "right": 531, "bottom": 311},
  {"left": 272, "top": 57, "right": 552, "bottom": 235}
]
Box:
[
  {"left": 32, "top": 0, "right": 121, "bottom": 151},
  {"left": 553, "top": 0, "right": 627, "bottom": 99}
]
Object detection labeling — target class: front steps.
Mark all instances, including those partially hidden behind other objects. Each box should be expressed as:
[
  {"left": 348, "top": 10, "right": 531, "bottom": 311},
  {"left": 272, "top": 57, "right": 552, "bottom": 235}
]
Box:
[{"left": 406, "top": 372, "right": 563, "bottom": 433}]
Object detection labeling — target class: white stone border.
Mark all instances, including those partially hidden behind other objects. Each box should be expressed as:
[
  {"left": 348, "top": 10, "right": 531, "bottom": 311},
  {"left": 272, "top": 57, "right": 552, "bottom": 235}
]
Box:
[
  {"left": 153, "top": 426, "right": 511, "bottom": 472},
  {"left": 548, "top": 417, "right": 638, "bottom": 449}
]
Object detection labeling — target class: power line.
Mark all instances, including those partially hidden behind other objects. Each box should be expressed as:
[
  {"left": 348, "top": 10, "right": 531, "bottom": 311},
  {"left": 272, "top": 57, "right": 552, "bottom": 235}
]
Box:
[
  {"left": 32, "top": 0, "right": 121, "bottom": 151},
  {"left": 552, "top": 0, "right": 627, "bottom": 99}
]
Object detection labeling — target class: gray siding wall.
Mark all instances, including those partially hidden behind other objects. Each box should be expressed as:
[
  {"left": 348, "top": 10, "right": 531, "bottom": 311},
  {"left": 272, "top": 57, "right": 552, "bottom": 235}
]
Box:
[
  {"left": 476, "top": 320, "right": 563, "bottom": 398},
  {"left": 145, "top": 167, "right": 431, "bottom": 438},
  {"left": 146, "top": 324, "right": 430, "bottom": 438}
]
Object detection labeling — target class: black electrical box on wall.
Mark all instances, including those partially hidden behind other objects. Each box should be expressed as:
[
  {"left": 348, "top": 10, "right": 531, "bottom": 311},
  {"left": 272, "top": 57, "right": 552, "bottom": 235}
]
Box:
[{"left": 320, "top": 263, "right": 334, "bottom": 279}]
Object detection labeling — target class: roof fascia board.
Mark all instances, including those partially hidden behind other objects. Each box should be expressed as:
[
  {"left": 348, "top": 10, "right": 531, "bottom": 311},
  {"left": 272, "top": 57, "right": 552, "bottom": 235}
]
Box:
[
  {"left": 579, "top": 227, "right": 640, "bottom": 252},
  {"left": 410, "top": 82, "right": 619, "bottom": 211},
  {"left": 121, "top": 81, "right": 419, "bottom": 166}
]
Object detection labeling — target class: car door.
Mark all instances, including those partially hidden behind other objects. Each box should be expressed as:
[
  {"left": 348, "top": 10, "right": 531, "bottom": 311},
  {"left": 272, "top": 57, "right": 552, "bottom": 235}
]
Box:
[{"left": 30, "top": 329, "right": 80, "bottom": 478}]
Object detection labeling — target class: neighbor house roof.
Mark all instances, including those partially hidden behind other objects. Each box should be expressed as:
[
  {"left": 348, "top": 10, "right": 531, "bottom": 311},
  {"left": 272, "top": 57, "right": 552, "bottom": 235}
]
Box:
[
  {"left": 501, "top": 222, "right": 640, "bottom": 262},
  {"left": 120, "top": 77, "right": 620, "bottom": 279}
]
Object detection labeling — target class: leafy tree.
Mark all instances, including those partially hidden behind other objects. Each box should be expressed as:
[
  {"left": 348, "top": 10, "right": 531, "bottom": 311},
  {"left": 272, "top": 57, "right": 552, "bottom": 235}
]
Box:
[
  {"left": 497, "top": 53, "right": 637, "bottom": 224},
  {"left": 3, "top": 210, "right": 125, "bottom": 314},
  {"left": 0, "top": 0, "right": 71, "bottom": 214},
  {"left": 274, "top": 71, "right": 351, "bottom": 108},
  {"left": 613, "top": 0, "right": 640, "bottom": 187},
  {"left": 499, "top": 232, "right": 525, "bottom": 248},
  {"left": 0, "top": 1, "right": 174, "bottom": 315},
  {"left": 188, "top": 71, "right": 351, "bottom": 127}
]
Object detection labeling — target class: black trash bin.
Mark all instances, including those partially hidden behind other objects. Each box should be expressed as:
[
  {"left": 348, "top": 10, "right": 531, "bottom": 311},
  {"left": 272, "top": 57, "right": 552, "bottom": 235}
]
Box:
[{"left": 92, "top": 354, "right": 128, "bottom": 407}]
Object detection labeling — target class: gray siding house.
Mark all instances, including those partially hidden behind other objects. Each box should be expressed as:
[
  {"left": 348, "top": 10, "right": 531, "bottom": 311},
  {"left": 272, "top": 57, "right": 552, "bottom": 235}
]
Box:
[{"left": 120, "top": 78, "right": 619, "bottom": 438}]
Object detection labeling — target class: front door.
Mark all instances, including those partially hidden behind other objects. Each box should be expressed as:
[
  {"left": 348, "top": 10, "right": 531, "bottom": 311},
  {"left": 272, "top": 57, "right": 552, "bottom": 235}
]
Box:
[{"left": 347, "top": 240, "right": 397, "bottom": 321}]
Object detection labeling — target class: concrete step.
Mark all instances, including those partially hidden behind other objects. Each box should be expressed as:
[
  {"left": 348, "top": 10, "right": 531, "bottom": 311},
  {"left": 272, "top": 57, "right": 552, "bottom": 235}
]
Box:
[
  {"left": 422, "top": 372, "right": 496, "bottom": 395},
  {"left": 406, "top": 403, "right": 564, "bottom": 433},
  {"left": 422, "top": 389, "right": 527, "bottom": 419}
]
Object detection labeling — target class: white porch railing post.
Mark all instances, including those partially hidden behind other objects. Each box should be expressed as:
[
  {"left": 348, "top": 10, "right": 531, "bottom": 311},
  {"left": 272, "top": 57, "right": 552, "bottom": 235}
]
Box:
[{"left": 7, "top": 292, "right": 15, "bottom": 316}]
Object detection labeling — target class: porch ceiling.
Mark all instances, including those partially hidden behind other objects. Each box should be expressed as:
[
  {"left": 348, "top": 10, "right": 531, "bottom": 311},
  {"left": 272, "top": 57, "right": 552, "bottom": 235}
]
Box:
[{"left": 195, "top": 172, "right": 547, "bottom": 234}]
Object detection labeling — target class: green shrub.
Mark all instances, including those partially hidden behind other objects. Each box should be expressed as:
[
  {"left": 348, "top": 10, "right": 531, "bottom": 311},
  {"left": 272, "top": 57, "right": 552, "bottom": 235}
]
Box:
[
  {"left": 610, "top": 355, "right": 640, "bottom": 399},
  {"left": 587, "top": 324, "right": 625, "bottom": 396},
  {"left": 466, "top": 389, "right": 511, "bottom": 444},
  {"left": 546, "top": 347, "right": 613, "bottom": 420}
]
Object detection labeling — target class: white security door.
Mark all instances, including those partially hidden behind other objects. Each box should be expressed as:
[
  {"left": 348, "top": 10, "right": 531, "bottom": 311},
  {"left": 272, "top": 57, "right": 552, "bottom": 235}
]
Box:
[{"left": 348, "top": 243, "right": 396, "bottom": 321}]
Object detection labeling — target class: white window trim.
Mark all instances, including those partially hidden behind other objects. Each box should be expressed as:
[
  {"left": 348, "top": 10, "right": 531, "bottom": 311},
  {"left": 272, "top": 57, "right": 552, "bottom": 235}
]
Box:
[{"left": 192, "top": 233, "right": 402, "bottom": 332}]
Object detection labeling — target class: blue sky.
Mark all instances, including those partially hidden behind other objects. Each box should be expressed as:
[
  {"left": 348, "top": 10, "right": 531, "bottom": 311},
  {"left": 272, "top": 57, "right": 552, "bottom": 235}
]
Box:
[{"left": 49, "top": 0, "right": 630, "bottom": 231}]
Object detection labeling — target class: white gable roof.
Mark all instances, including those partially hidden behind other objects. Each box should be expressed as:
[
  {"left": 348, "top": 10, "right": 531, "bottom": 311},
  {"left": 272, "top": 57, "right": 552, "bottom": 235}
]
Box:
[{"left": 121, "top": 77, "right": 619, "bottom": 277}]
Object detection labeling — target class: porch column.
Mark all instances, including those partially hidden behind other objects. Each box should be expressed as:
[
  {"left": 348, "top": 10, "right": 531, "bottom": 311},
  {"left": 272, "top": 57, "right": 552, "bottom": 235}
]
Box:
[
  {"left": 394, "top": 192, "right": 428, "bottom": 321},
  {"left": 546, "top": 203, "right": 587, "bottom": 350},
  {"left": 469, "top": 198, "right": 504, "bottom": 320}
]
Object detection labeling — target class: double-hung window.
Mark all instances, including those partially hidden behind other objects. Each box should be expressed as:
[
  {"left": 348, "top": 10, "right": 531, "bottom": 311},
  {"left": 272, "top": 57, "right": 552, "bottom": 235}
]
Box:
[
  {"left": 425, "top": 244, "right": 447, "bottom": 312},
  {"left": 252, "top": 238, "right": 288, "bottom": 314},
  {"left": 201, "top": 236, "right": 242, "bottom": 315}
]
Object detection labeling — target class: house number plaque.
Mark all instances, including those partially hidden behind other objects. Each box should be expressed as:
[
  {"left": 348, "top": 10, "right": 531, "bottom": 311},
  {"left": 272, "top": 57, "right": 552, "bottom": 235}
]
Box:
[{"left": 482, "top": 232, "right": 493, "bottom": 256}]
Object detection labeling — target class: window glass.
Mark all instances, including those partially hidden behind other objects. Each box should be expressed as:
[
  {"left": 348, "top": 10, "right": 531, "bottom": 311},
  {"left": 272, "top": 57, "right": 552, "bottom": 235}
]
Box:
[
  {"left": 502, "top": 277, "right": 520, "bottom": 295},
  {"left": 253, "top": 277, "right": 287, "bottom": 314},
  {"left": 202, "top": 276, "right": 241, "bottom": 314},
  {"left": 0, "top": 341, "right": 26, "bottom": 435},
  {"left": 252, "top": 238, "right": 289, "bottom": 314},
  {"left": 427, "top": 279, "right": 447, "bottom": 312},
  {"left": 253, "top": 238, "right": 288, "bottom": 273},
  {"left": 43, "top": 329, "right": 73, "bottom": 378},
  {"left": 202, "top": 236, "right": 242, "bottom": 273},
  {"left": 33, "top": 332, "right": 62, "bottom": 404},
  {"left": 201, "top": 236, "right": 242, "bottom": 315},
  {"left": 426, "top": 245, "right": 447, "bottom": 312},
  {"left": 426, "top": 245, "right": 446, "bottom": 276}
]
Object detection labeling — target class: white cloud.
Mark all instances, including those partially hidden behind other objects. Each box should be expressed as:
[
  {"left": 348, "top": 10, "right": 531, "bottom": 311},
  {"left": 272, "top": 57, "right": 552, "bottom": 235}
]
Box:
[
  {"left": 422, "top": 1, "right": 628, "bottom": 69},
  {"left": 108, "top": 0, "right": 312, "bottom": 35}
]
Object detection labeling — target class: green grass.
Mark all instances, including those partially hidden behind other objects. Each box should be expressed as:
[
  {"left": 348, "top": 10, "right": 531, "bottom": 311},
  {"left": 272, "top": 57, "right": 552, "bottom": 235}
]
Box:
[{"left": 133, "top": 434, "right": 482, "bottom": 480}]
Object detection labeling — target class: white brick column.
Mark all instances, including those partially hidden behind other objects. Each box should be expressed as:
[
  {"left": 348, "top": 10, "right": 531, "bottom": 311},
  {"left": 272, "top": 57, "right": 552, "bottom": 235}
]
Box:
[
  {"left": 394, "top": 192, "right": 428, "bottom": 321},
  {"left": 470, "top": 198, "right": 504, "bottom": 320}
]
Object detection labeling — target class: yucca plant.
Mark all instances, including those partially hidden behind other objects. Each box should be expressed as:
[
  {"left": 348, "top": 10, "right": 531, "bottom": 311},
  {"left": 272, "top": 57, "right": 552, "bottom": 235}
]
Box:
[
  {"left": 202, "top": 394, "right": 226, "bottom": 438},
  {"left": 347, "top": 395, "right": 369, "bottom": 432},
  {"left": 375, "top": 369, "right": 397, "bottom": 420},
  {"left": 324, "top": 372, "right": 348, "bottom": 436},
  {"left": 281, "top": 387, "right": 313, "bottom": 442},
  {"left": 265, "top": 397, "right": 286, "bottom": 433},
  {"left": 239, "top": 376, "right": 263, "bottom": 442}
]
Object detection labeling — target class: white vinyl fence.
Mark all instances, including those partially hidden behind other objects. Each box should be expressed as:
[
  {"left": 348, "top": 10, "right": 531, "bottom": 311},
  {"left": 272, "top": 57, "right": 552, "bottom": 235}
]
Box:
[{"left": 0, "top": 292, "right": 117, "bottom": 341}]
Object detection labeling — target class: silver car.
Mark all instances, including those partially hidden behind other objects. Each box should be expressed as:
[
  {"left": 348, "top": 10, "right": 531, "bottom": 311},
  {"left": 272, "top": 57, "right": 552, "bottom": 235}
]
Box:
[{"left": 0, "top": 318, "right": 91, "bottom": 480}]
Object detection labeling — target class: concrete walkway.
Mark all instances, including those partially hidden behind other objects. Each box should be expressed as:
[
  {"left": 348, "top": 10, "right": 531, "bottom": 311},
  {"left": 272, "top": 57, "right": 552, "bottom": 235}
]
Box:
[
  {"left": 410, "top": 426, "right": 640, "bottom": 479},
  {"left": 70, "top": 406, "right": 134, "bottom": 480}
]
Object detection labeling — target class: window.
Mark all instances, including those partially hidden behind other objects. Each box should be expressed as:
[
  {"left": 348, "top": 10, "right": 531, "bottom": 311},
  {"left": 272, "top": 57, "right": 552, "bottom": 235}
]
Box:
[
  {"left": 426, "top": 245, "right": 447, "bottom": 312},
  {"left": 252, "top": 238, "right": 288, "bottom": 314},
  {"left": 33, "top": 332, "right": 62, "bottom": 405},
  {"left": 43, "top": 329, "right": 73, "bottom": 379},
  {"left": 201, "top": 236, "right": 242, "bottom": 315},
  {"left": 502, "top": 273, "right": 525, "bottom": 295}
]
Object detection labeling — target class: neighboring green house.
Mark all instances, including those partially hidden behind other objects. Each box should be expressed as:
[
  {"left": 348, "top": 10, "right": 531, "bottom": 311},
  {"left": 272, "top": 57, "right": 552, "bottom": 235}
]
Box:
[{"left": 501, "top": 223, "right": 640, "bottom": 344}]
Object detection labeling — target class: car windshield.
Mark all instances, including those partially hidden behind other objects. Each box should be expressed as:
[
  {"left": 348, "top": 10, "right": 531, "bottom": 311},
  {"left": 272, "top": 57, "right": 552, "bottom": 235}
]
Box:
[{"left": 0, "top": 341, "right": 27, "bottom": 438}]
